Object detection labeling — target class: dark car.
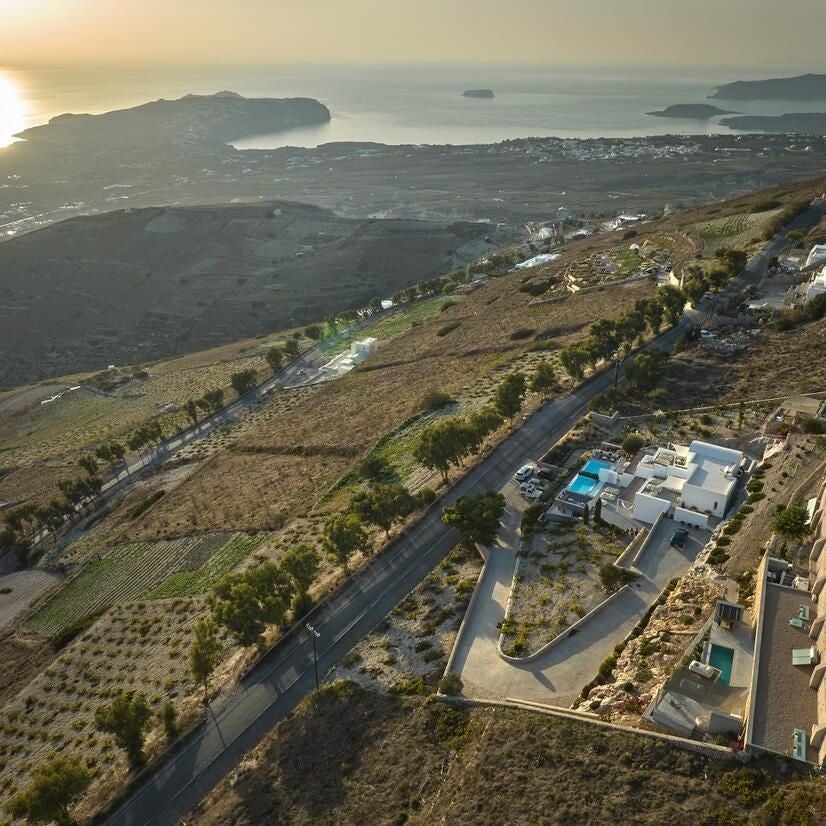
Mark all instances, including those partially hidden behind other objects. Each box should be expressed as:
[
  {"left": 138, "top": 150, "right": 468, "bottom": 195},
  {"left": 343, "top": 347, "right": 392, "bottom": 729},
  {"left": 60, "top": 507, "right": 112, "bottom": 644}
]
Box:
[{"left": 671, "top": 529, "right": 689, "bottom": 548}]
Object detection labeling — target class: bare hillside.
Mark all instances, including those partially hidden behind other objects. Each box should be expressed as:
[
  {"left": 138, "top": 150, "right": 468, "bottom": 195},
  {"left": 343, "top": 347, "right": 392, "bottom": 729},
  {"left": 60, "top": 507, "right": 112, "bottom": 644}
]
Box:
[{"left": 0, "top": 201, "right": 507, "bottom": 386}]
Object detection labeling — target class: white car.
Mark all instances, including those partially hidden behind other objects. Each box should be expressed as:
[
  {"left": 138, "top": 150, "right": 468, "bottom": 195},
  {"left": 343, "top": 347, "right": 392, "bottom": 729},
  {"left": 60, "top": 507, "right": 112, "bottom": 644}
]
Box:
[
  {"left": 514, "top": 465, "right": 534, "bottom": 482},
  {"left": 524, "top": 488, "right": 543, "bottom": 502}
]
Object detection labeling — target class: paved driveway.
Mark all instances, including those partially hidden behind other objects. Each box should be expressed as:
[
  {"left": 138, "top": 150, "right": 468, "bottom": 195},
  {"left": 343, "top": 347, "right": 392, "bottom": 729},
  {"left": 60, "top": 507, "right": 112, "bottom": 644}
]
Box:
[{"left": 450, "top": 512, "right": 709, "bottom": 708}]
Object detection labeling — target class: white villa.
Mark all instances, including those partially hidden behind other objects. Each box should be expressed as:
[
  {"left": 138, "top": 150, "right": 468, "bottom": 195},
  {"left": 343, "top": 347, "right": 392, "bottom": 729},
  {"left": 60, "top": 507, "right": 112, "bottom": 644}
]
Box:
[
  {"left": 805, "top": 245, "right": 826, "bottom": 270},
  {"left": 632, "top": 440, "right": 745, "bottom": 529}
]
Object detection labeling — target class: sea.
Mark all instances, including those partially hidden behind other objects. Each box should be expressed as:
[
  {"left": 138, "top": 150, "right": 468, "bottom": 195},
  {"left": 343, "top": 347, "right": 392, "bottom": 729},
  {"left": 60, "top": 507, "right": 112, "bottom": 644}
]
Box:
[{"left": 1, "top": 62, "right": 823, "bottom": 150}]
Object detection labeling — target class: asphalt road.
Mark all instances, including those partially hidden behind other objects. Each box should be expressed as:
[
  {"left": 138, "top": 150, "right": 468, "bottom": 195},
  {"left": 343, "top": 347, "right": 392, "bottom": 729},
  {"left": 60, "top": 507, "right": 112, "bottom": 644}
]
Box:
[{"left": 104, "top": 201, "right": 826, "bottom": 826}]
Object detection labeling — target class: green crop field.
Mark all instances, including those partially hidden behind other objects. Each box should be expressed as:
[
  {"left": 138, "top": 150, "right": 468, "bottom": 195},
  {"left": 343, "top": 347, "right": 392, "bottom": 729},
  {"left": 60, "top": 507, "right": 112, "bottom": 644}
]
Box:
[
  {"left": 24, "top": 532, "right": 269, "bottom": 638},
  {"left": 367, "top": 296, "right": 462, "bottom": 341}
]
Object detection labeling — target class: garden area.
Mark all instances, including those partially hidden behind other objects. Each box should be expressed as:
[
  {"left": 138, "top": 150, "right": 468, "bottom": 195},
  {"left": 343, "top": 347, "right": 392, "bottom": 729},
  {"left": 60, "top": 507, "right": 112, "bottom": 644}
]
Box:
[{"left": 499, "top": 521, "right": 629, "bottom": 658}]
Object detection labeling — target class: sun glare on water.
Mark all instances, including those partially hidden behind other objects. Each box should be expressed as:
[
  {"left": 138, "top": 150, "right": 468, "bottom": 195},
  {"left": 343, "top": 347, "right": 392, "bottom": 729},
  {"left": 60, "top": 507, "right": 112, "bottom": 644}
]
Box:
[{"left": 0, "top": 73, "right": 27, "bottom": 148}]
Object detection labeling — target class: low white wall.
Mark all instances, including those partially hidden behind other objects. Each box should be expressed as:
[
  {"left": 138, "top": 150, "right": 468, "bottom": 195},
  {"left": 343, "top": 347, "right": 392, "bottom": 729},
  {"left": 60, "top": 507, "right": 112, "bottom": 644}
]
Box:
[
  {"left": 674, "top": 507, "right": 709, "bottom": 529},
  {"left": 634, "top": 490, "right": 670, "bottom": 524}
]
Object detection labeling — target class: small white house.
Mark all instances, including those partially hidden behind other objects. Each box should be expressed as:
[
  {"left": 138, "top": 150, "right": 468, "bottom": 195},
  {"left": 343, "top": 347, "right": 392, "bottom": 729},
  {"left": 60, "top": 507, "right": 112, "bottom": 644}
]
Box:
[
  {"left": 633, "top": 440, "right": 744, "bottom": 527},
  {"left": 350, "top": 338, "right": 377, "bottom": 364},
  {"left": 805, "top": 245, "right": 826, "bottom": 269}
]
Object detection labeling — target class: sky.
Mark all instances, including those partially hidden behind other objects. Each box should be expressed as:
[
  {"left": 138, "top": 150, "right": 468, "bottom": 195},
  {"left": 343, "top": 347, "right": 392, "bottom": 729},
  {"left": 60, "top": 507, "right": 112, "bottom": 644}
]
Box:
[{"left": 2, "top": 0, "right": 825, "bottom": 67}]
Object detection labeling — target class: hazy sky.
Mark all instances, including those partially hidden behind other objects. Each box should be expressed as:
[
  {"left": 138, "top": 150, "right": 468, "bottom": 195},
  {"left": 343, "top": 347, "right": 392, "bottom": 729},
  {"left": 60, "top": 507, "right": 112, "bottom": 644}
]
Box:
[{"left": 3, "top": 0, "right": 825, "bottom": 67}]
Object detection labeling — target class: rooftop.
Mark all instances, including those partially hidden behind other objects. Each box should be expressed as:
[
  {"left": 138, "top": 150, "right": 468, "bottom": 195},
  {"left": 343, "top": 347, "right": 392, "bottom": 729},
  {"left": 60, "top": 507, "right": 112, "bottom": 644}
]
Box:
[{"left": 750, "top": 583, "right": 819, "bottom": 763}]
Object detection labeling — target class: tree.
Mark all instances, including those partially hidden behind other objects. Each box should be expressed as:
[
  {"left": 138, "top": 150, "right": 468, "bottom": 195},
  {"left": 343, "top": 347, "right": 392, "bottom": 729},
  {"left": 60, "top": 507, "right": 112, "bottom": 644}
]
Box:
[
  {"left": 588, "top": 319, "right": 619, "bottom": 363},
  {"left": 530, "top": 361, "right": 558, "bottom": 398},
  {"left": 414, "top": 418, "right": 476, "bottom": 483},
  {"left": 681, "top": 268, "right": 708, "bottom": 305},
  {"left": 625, "top": 349, "right": 669, "bottom": 392},
  {"left": 594, "top": 498, "right": 603, "bottom": 523},
  {"left": 6, "top": 756, "right": 92, "bottom": 826},
  {"left": 442, "top": 491, "right": 506, "bottom": 547},
  {"left": 94, "top": 692, "right": 152, "bottom": 769},
  {"left": 706, "top": 268, "right": 729, "bottom": 292},
  {"left": 199, "top": 388, "right": 225, "bottom": 415},
  {"left": 323, "top": 511, "right": 368, "bottom": 570},
  {"left": 184, "top": 399, "right": 200, "bottom": 427},
  {"left": 283, "top": 338, "right": 300, "bottom": 358},
  {"left": 230, "top": 368, "right": 258, "bottom": 396},
  {"left": 642, "top": 298, "right": 664, "bottom": 334},
  {"left": 161, "top": 702, "right": 178, "bottom": 740},
  {"left": 559, "top": 345, "right": 590, "bottom": 382},
  {"left": 493, "top": 372, "right": 526, "bottom": 424},
  {"left": 325, "top": 314, "right": 339, "bottom": 336},
  {"left": 582, "top": 503, "right": 590, "bottom": 525},
  {"left": 304, "top": 324, "right": 322, "bottom": 340},
  {"left": 211, "top": 563, "right": 295, "bottom": 647},
  {"left": 265, "top": 346, "right": 284, "bottom": 373},
  {"left": 190, "top": 616, "right": 223, "bottom": 702},
  {"left": 280, "top": 544, "right": 320, "bottom": 610},
  {"left": 469, "top": 406, "right": 503, "bottom": 446},
  {"left": 772, "top": 505, "right": 810, "bottom": 540},
  {"left": 352, "top": 483, "right": 415, "bottom": 537},
  {"left": 656, "top": 284, "right": 686, "bottom": 326},
  {"left": 78, "top": 455, "right": 98, "bottom": 477}
]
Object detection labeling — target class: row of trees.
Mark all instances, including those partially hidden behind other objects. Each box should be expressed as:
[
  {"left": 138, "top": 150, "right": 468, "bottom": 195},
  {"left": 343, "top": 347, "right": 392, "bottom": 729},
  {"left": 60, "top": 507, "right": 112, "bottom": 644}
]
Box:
[
  {"left": 557, "top": 285, "right": 686, "bottom": 382},
  {"left": 681, "top": 248, "right": 747, "bottom": 305}
]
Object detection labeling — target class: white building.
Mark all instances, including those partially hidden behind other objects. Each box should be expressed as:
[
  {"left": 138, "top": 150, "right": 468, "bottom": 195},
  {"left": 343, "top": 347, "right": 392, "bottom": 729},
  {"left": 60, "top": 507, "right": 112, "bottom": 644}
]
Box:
[
  {"left": 805, "top": 267, "right": 826, "bottom": 303},
  {"left": 350, "top": 337, "right": 377, "bottom": 364},
  {"left": 805, "top": 245, "right": 826, "bottom": 269},
  {"left": 633, "top": 440, "right": 744, "bottom": 528}
]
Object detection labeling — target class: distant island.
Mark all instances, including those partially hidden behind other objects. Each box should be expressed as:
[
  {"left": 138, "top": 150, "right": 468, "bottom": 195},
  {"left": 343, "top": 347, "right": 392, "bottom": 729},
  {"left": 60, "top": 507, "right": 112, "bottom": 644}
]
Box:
[
  {"left": 720, "top": 112, "right": 826, "bottom": 134},
  {"left": 463, "top": 89, "right": 495, "bottom": 99},
  {"left": 15, "top": 92, "right": 331, "bottom": 150},
  {"left": 646, "top": 104, "right": 737, "bottom": 119},
  {"left": 710, "top": 73, "right": 826, "bottom": 101}
]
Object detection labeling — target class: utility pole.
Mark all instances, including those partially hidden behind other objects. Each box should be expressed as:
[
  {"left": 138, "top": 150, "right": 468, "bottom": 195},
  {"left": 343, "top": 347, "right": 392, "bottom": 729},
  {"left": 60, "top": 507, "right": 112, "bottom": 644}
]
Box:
[{"left": 306, "top": 623, "right": 320, "bottom": 690}]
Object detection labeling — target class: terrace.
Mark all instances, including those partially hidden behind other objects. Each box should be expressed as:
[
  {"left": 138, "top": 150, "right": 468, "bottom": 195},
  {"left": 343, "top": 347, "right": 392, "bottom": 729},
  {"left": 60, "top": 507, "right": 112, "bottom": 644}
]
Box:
[{"left": 747, "top": 567, "right": 820, "bottom": 764}]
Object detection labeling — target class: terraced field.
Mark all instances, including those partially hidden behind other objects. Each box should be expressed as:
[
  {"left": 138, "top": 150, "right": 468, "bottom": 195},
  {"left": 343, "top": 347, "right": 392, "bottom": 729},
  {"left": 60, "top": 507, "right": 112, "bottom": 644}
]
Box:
[
  {"left": 691, "top": 210, "right": 780, "bottom": 256},
  {"left": 24, "top": 532, "right": 269, "bottom": 638}
]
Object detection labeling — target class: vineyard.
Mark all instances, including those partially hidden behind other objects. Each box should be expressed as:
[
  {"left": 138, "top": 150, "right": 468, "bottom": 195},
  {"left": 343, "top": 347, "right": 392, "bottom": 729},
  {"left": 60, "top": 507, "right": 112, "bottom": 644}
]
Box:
[
  {"left": 691, "top": 210, "right": 780, "bottom": 256},
  {"left": 24, "top": 532, "right": 269, "bottom": 638}
]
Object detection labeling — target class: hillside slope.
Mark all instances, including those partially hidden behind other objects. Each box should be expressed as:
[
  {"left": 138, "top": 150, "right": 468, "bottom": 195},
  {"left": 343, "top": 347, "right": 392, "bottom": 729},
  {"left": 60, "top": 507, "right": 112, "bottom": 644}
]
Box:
[{"left": 0, "top": 201, "right": 507, "bottom": 387}]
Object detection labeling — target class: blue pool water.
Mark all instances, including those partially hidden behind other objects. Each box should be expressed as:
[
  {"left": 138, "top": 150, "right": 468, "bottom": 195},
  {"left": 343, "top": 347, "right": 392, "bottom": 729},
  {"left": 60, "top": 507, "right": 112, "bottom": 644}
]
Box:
[
  {"left": 708, "top": 644, "right": 734, "bottom": 685},
  {"left": 582, "top": 458, "right": 613, "bottom": 476},
  {"left": 567, "top": 474, "right": 598, "bottom": 496}
]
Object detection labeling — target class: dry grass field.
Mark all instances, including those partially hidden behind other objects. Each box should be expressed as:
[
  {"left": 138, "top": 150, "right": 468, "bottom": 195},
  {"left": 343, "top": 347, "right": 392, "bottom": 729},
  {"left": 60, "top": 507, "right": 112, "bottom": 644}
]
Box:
[
  {"left": 124, "top": 275, "right": 656, "bottom": 539},
  {"left": 190, "top": 682, "right": 826, "bottom": 826}
]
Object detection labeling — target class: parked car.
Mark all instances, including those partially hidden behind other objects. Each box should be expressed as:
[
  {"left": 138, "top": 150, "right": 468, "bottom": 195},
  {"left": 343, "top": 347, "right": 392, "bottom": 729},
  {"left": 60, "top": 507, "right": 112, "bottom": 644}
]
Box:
[
  {"left": 514, "top": 465, "right": 535, "bottom": 482},
  {"left": 671, "top": 528, "right": 689, "bottom": 548},
  {"left": 524, "top": 488, "right": 543, "bottom": 502}
]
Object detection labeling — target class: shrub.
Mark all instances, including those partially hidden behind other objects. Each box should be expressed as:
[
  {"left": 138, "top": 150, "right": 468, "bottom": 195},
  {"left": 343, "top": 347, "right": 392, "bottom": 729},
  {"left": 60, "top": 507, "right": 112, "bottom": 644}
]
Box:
[
  {"left": 509, "top": 327, "right": 536, "bottom": 341},
  {"left": 634, "top": 668, "right": 653, "bottom": 683},
  {"left": 436, "top": 321, "right": 461, "bottom": 337},
  {"left": 438, "top": 672, "right": 463, "bottom": 695},
  {"left": 388, "top": 676, "right": 428, "bottom": 696},
  {"left": 420, "top": 391, "right": 455, "bottom": 411},
  {"left": 440, "top": 299, "right": 458, "bottom": 313},
  {"left": 622, "top": 433, "right": 645, "bottom": 455}
]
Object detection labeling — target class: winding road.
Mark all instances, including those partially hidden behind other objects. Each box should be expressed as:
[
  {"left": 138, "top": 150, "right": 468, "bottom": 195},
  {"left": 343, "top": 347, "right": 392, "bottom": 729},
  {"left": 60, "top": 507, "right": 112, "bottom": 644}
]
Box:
[{"left": 104, "top": 200, "right": 826, "bottom": 825}]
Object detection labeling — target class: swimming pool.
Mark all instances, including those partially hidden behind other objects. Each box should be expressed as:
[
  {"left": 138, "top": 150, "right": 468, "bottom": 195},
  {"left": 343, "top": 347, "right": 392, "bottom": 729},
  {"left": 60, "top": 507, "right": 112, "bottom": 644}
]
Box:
[
  {"left": 581, "top": 458, "right": 613, "bottom": 476},
  {"left": 567, "top": 474, "right": 599, "bottom": 496},
  {"left": 708, "top": 644, "right": 734, "bottom": 685}
]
